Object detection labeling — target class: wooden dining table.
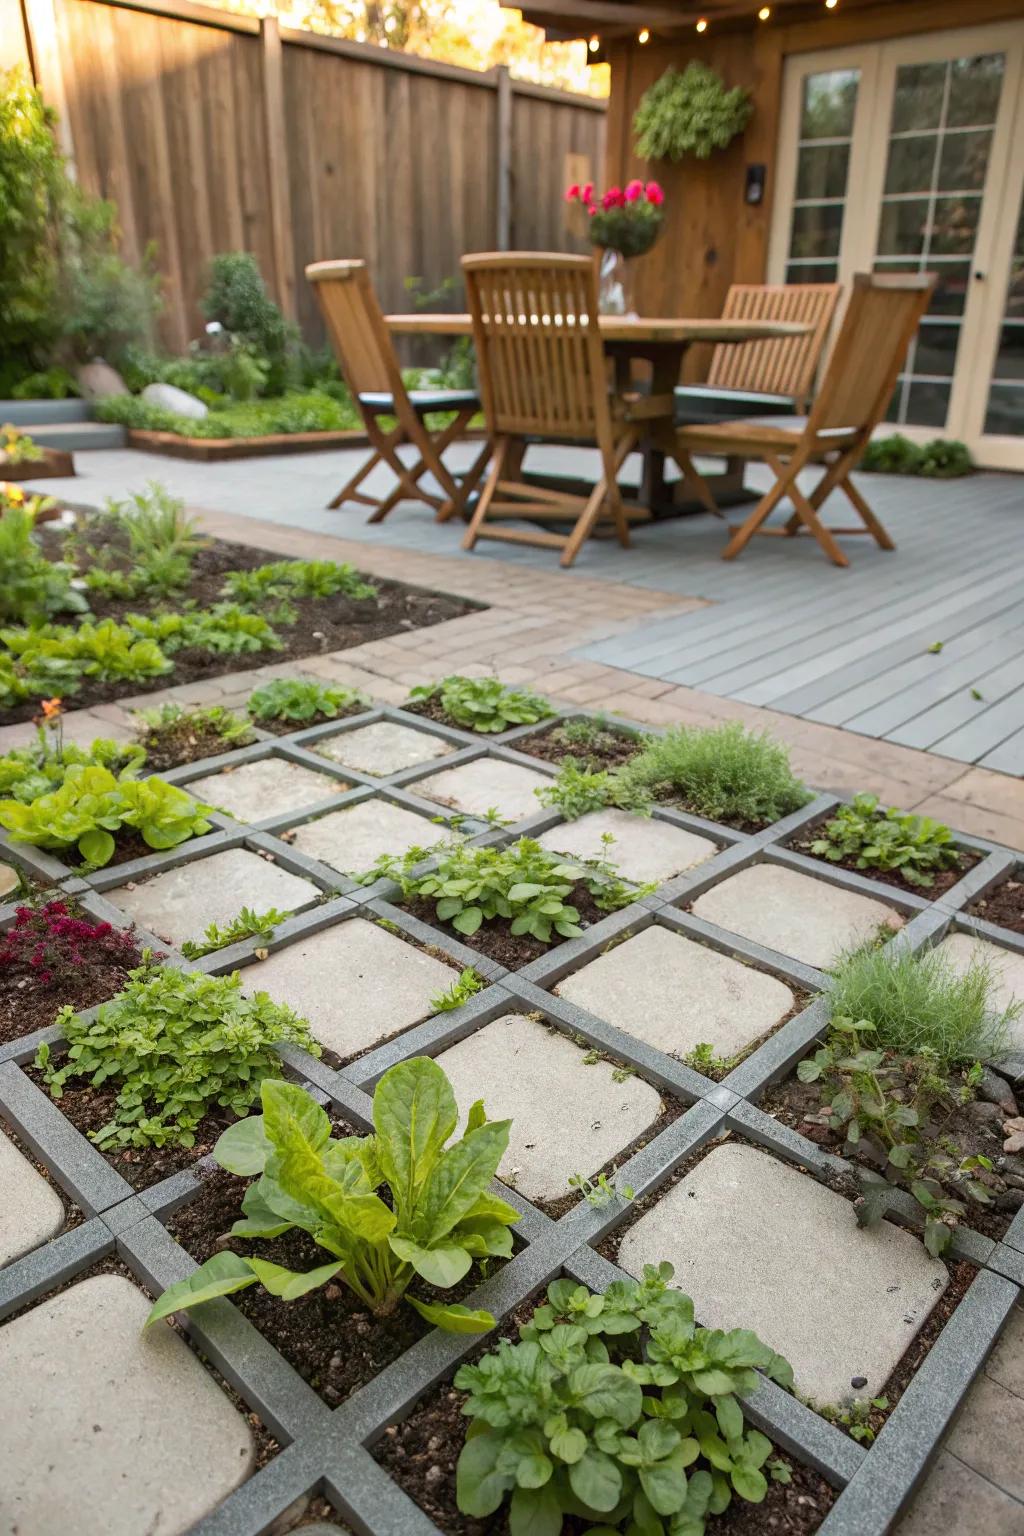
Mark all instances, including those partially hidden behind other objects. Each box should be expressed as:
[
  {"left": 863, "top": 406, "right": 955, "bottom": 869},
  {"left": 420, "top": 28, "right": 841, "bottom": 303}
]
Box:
[{"left": 386, "top": 312, "right": 812, "bottom": 516}]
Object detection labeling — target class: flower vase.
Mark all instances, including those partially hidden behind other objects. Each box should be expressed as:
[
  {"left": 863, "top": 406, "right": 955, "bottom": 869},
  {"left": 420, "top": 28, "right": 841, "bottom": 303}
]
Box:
[{"left": 597, "top": 249, "right": 637, "bottom": 317}]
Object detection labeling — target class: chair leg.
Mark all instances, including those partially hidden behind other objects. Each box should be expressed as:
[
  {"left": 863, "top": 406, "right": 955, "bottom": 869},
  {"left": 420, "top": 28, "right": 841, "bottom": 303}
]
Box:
[
  {"left": 560, "top": 475, "right": 614, "bottom": 568},
  {"left": 839, "top": 472, "right": 896, "bottom": 550},
  {"left": 786, "top": 481, "right": 850, "bottom": 567},
  {"left": 328, "top": 449, "right": 384, "bottom": 510},
  {"left": 671, "top": 444, "right": 722, "bottom": 517},
  {"left": 438, "top": 439, "right": 492, "bottom": 523},
  {"left": 463, "top": 438, "right": 508, "bottom": 551},
  {"left": 721, "top": 457, "right": 797, "bottom": 560}
]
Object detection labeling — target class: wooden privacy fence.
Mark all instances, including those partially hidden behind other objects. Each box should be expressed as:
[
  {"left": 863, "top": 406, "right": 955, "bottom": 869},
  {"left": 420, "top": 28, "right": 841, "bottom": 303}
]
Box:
[{"left": 12, "top": 0, "right": 606, "bottom": 351}]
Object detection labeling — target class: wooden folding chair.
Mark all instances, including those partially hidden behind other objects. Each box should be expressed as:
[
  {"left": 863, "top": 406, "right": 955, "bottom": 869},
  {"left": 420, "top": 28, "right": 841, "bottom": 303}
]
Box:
[
  {"left": 305, "top": 259, "right": 489, "bottom": 521},
  {"left": 673, "top": 273, "right": 936, "bottom": 568},
  {"left": 460, "top": 252, "right": 640, "bottom": 568},
  {"left": 676, "top": 281, "right": 841, "bottom": 422}
]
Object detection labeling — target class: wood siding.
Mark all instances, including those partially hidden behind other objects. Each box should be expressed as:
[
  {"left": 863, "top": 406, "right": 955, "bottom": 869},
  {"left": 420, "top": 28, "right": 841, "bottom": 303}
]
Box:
[{"left": 17, "top": 0, "right": 605, "bottom": 351}]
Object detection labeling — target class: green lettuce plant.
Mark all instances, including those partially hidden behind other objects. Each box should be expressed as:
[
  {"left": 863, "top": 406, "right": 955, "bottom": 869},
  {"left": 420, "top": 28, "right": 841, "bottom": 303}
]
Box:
[
  {"left": 0, "top": 725, "right": 144, "bottom": 803},
  {"left": 145, "top": 1058, "right": 519, "bottom": 1332},
  {"left": 410, "top": 675, "right": 554, "bottom": 733},
  {"left": 247, "top": 677, "right": 368, "bottom": 724},
  {"left": 0, "top": 616, "right": 172, "bottom": 708},
  {"left": 634, "top": 62, "right": 753, "bottom": 162},
  {"left": 223, "top": 558, "right": 377, "bottom": 606},
  {"left": 0, "top": 762, "right": 213, "bottom": 865},
  {"left": 38, "top": 967, "right": 317, "bottom": 1148},
  {"left": 810, "top": 793, "right": 960, "bottom": 887},
  {"left": 455, "top": 1264, "right": 793, "bottom": 1533}
]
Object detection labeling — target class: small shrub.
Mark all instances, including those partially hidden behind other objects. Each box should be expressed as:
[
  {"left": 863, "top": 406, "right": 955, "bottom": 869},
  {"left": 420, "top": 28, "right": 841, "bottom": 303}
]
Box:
[
  {"left": 145, "top": 1057, "right": 518, "bottom": 1330},
  {"left": 826, "top": 942, "right": 1016, "bottom": 1069},
  {"left": 248, "top": 677, "right": 368, "bottom": 724},
  {"left": 94, "top": 390, "right": 360, "bottom": 439},
  {"left": 9, "top": 365, "right": 80, "bottom": 400},
  {"left": 0, "top": 898, "right": 142, "bottom": 987},
  {"left": 617, "top": 721, "right": 810, "bottom": 826},
  {"left": 919, "top": 438, "right": 973, "bottom": 478},
  {"left": 224, "top": 558, "right": 377, "bottom": 606},
  {"left": 0, "top": 497, "right": 87, "bottom": 625},
  {"left": 633, "top": 61, "right": 753, "bottom": 161},
  {"left": 181, "top": 906, "right": 290, "bottom": 959},
  {"left": 202, "top": 251, "right": 294, "bottom": 395},
  {"left": 455, "top": 1265, "right": 793, "bottom": 1530},
  {"left": 810, "top": 793, "right": 960, "bottom": 887},
  {"left": 38, "top": 966, "right": 317, "bottom": 1147},
  {"left": 535, "top": 757, "right": 650, "bottom": 821},
  {"left": 410, "top": 675, "right": 554, "bottom": 733},
  {"left": 0, "top": 763, "right": 214, "bottom": 866}
]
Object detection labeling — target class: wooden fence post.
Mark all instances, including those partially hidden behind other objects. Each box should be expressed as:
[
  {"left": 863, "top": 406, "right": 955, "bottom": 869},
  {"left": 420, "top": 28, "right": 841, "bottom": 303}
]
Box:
[
  {"left": 494, "top": 64, "right": 512, "bottom": 250},
  {"left": 260, "top": 16, "right": 297, "bottom": 321}
]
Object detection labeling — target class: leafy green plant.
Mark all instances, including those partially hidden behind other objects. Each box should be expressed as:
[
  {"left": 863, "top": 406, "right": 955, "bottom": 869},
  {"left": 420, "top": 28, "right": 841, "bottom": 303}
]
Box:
[
  {"left": 0, "top": 723, "right": 144, "bottom": 803},
  {"left": 826, "top": 942, "right": 1015, "bottom": 1069},
  {"left": 1, "top": 422, "right": 43, "bottom": 462},
  {"left": 134, "top": 701, "right": 253, "bottom": 766},
  {"left": 410, "top": 675, "right": 554, "bottom": 733},
  {"left": 535, "top": 758, "right": 650, "bottom": 821},
  {"left": 567, "top": 1169, "right": 635, "bottom": 1206},
  {"left": 9, "top": 364, "right": 80, "bottom": 399},
  {"left": 809, "top": 793, "right": 961, "bottom": 888},
  {"left": 101, "top": 481, "right": 206, "bottom": 595},
  {"left": 247, "top": 677, "right": 368, "bottom": 724},
  {"left": 919, "top": 438, "right": 973, "bottom": 478},
  {"left": 0, "top": 501, "right": 88, "bottom": 625},
  {"left": 683, "top": 1042, "right": 738, "bottom": 1080},
  {"left": 616, "top": 721, "right": 810, "bottom": 827},
  {"left": 202, "top": 252, "right": 295, "bottom": 395},
  {"left": 634, "top": 62, "right": 753, "bottom": 161},
  {"left": 0, "top": 67, "right": 65, "bottom": 379},
  {"left": 181, "top": 906, "right": 291, "bottom": 959},
  {"left": 455, "top": 1264, "right": 793, "bottom": 1532},
  {"left": 381, "top": 836, "right": 641, "bottom": 942},
  {"left": 818, "top": 1396, "right": 889, "bottom": 1445},
  {"left": 0, "top": 763, "right": 214, "bottom": 866},
  {"left": 126, "top": 604, "right": 282, "bottom": 657},
  {"left": 57, "top": 186, "right": 162, "bottom": 367},
  {"left": 224, "top": 558, "right": 377, "bottom": 606},
  {"left": 145, "top": 1057, "right": 519, "bottom": 1332},
  {"left": 38, "top": 966, "right": 316, "bottom": 1147},
  {"left": 431, "top": 966, "right": 486, "bottom": 1012},
  {"left": 94, "top": 390, "right": 360, "bottom": 439},
  {"left": 0, "top": 616, "right": 172, "bottom": 708},
  {"left": 859, "top": 434, "right": 973, "bottom": 478}
]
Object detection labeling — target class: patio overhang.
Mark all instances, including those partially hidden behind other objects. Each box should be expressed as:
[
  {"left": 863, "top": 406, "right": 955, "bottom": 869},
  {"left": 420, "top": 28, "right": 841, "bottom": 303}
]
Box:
[{"left": 509, "top": 0, "right": 912, "bottom": 43}]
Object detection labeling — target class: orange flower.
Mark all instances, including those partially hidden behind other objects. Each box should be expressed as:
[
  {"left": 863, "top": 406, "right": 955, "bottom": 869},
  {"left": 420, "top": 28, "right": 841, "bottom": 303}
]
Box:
[{"left": 40, "top": 698, "right": 63, "bottom": 719}]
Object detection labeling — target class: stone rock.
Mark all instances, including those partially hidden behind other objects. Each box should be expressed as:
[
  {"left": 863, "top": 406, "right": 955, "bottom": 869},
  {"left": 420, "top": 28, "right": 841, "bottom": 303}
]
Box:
[
  {"left": 188, "top": 757, "right": 344, "bottom": 823},
  {"left": 318, "top": 721, "right": 452, "bottom": 776},
  {"left": 243, "top": 916, "right": 456, "bottom": 1057},
  {"left": 106, "top": 847, "right": 318, "bottom": 948},
  {"left": 556, "top": 926, "right": 794, "bottom": 1059},
  {"left": 76, "top": 360, "right": 128, "bottom": 399},
  {"left": 435, "top": 1013, "right": 663, "bottom": 1202},
  {"left": 933, "top": 933, "right": 1024, "bottom": 1047},
  {"left": 141, "top": 381, "right": 209, "bottom": 418},
  {"left": 0, "top": 1132, "right": 65, "bottom": 1266},
  {"left": 291, "top": 799, "right": 452, "bottom": 878},
  {"left": 412, "top": 757, "right": 551, "bottom": 824},
  {"left": 0, "top": 861, "right": 19, "bottom": 900},
  {"left": 617, "top": 1142, "right": 947, "bottom": 1404},
  {"left": 895, "top": 1450, "right": 1024, "bottom": 1536},
  {"left": 964, "top": 1098, "right": 1005, "bottom": 1125},
  {"left": 976, "top": 1067, "right": 1019, "bottom": 1116},
  {"left": 691, "top": 864, "right": 901, "bottom": 970},
  {"left": 538, "top": 810, "right": 716, "bottom": 887},
  {"left": 0, "top": 1274, "right": 254, "bottom": 1536}
]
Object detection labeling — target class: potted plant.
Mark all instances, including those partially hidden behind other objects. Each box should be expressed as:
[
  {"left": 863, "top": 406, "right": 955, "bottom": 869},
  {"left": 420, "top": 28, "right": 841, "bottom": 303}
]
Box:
[
  {"left": 565, "top": 179, "right": 666, "bottom": 316},
  {"left": 633, "top": 61, "right": 753, "bottom": 162}
]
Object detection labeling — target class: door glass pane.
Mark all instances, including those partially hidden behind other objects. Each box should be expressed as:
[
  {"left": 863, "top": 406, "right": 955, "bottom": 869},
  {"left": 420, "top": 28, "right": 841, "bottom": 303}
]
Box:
[
  {"left": 984, "top": 192, "right": 1024, "bottom": 436},
  {"left": 785, "top": 68, "right": 859, "bottom": 287},
  {"left": 876, "top": 51, "right": 1005, "bottom": 428}
]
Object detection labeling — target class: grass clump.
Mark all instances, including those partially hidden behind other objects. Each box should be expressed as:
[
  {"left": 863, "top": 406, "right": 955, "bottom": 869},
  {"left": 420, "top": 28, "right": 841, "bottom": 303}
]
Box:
[
  {"left": 826, "top": 941, "right": 1017, "bottom": 1069},
  {"left": 617, "top": 721, "right": 810, "bottom": 827}
]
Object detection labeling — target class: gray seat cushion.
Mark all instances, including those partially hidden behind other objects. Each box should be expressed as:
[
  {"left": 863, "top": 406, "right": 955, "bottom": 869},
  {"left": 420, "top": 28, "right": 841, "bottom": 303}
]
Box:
[
  {"left": 359, "top": 389, "right": 479, "bottom": 412},
  {"left": 675, "top": 386, "right": 795, "bottom": 425}
]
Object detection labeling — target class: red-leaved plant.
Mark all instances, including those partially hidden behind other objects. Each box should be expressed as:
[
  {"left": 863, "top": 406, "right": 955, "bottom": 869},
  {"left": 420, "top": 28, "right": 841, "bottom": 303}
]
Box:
[
  {"left": 0, "top": 900, "right": 144, "bottom": 987},
  {"left": 566, "top": 178, "right": 666, "bottom": 257}
]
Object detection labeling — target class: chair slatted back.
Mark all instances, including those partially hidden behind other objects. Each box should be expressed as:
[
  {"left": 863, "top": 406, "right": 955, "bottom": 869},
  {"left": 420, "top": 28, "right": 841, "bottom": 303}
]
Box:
[
  {"left": 305, "top": 259, "right": 407, "bottom": 405},
  {"left": 461, "top": 252, "right": 613, "bottom": 444},
  {"left": 808, "top": 272, "right": 935, "bottom": 436},
  {"left": 707, "top": 282, "right": 841, "bottom": 406}
]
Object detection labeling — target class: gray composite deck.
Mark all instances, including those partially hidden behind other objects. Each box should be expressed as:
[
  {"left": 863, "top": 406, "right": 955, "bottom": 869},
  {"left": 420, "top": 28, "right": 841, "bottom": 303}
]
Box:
[{"left": 30, "top": 444, "right": 1024, "bottom": 773}]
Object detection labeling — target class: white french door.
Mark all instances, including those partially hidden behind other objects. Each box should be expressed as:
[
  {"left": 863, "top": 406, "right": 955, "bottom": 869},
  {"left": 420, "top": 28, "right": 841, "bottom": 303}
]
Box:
[{"left": 768, "top": 21, "right": 1024, "bottom": 469}]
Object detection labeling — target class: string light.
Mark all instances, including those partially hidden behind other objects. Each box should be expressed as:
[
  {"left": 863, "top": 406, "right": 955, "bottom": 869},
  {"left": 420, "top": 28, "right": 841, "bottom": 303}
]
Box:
[
  {"left": 758, "top": 4, "right": 770, "bottom": 16},
  {"left": 588, "top": 33, "right": 600, "bottom": 50},
  {"left": 696, "top": 16, "right": 707, "bottom": 30},
  {"left": 825, "top": 0, "right": 838, "bottom": 8},
  {"left": 638, "top": 26, "right": 650, "bottom": 42}
]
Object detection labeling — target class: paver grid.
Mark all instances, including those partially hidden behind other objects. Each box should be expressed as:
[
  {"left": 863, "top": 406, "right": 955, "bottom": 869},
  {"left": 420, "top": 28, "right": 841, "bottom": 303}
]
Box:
[{"left": 2, "top": 702, "right": 1024, "bottom": 1536}]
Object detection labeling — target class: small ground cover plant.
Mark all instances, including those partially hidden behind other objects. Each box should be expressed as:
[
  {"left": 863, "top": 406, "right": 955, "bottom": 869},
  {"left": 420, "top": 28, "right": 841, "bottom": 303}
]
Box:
[
  {"left": 521, "top": 714, "right": 646, "bottom": 772},
  {"left": 82, "top": 483, "right": 207, "bottom": 599},
  {"left": 145, "top": 1057, "right": 518, "bottom": 1331},
  {"left": 248, "top": 677, "right": 368, "bottom": 725},
  {"left": 0, "top": 762, "right": 214, "bottom": 866},
  {"left": 859, "top": 434, "right": 973, "bottom": 478},
  {"left": 536, "top": 758, "right": 650, "bottom": 821},
  {"left": 38, "top": 966, "right": 317, "bottom": 1148},
  {"left": 454, "top": 1263, "right": 793, "bottom": 1533},
  {"left": 0, "top": 497, "right": 87, "bottom": 625},
  {"left": 181, "top": 906, "right": 291, "bottom": 959},
  {"left": 430, "top": 966, "right": 486, "bottom": 1012},
  {"left": 806, "top": 793, "right": 961, "bottom": 888},
  {"left": 224, "top": 559, "right": 377, "bottom": 607},
  {"left": 410, "top": 675, "right": 554, "bottom": 733},
  {"left": 0, "top": 714, "right": 145, "bottom": 802},
  {"left": 615, "top": 722, "right": 810, "bottom": 828},
  {"left": 134, "top": 700, "right": 253, "bottom": 771}
]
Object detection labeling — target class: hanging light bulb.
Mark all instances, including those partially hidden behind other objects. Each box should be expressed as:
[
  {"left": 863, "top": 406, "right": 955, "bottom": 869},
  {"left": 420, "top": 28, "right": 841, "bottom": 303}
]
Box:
[
  {"left": 638, "top": 26, "right": 650, "bottom": 42},
  {"left": 588, "top": 33, "right": 600, "bottom": 50},
  {"left": 758, "top": 5, "right": 771, "bottom": 17},
  {"left": 825, "top": 0, "right": 838, "bottom": 8},
  {"left": 696, "top": 16, "right": 707, "bottom": 30}
]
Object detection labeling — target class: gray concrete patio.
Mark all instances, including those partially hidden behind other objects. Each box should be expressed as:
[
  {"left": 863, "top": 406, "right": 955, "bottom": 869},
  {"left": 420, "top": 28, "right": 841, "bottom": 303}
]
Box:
[{"left": 30, "top": 442, "right": 1024, "bottom": 773}]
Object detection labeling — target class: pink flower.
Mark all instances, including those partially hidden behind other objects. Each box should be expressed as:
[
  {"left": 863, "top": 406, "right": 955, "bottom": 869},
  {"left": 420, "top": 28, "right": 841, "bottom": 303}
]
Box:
[
  {"left": 625, "top": 179, "right": 644, "bottom": 202},
  {"left": 601, "top": 186, "right": 627, "bottom": 210},
  {"left": 582, "top": 181, "right": 594, "bottom": 204},
  {"left": 565, "top": 183, "right": 580, "bottom": 201},
  {"left": 645, "top": 181, "right": 665, "bottom": 206}
]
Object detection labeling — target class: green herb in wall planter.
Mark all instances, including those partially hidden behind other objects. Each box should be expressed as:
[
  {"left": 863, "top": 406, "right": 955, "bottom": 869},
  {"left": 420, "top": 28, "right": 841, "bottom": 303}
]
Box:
[{"left": 633, "top": 61, "right": 753, "bottom": 162}]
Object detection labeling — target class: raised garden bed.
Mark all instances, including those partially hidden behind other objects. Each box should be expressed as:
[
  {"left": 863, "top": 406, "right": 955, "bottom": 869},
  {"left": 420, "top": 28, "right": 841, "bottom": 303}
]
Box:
[
  {"left": 125, "top": 426, "right": 370, "bottom": 461},
  {"left": 1, "top": 445, "right": 75, "bottom": 479},
  {"left": 969, "top": 869, "right": 1024, "bottom": 936},
  {"left": 0, "top": 899, "right": 146, "bottom": 1045}
]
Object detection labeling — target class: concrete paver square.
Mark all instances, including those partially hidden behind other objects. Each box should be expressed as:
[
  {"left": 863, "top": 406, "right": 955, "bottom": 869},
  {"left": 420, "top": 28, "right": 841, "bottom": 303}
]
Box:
[
  {"left": 412, "top": 757, "right": 550, "bottom": 823},
  {"left": 317, "top": 721, "right": 453, "bottom": 775},
  {"left": 0, "top": 1133, "right": 64, "bottom": 1267},
  {"left": 106, "top": 847, "right": 318, "bottom": 946},
  {"left": 291, "top": 799, "right": 449, "bottom": 877},
  {"left": 895, "top": 1449, "right": 1024, "bottom": 1536},
  {"left": 691, "top": 864, "right": 900, "bottom": 970},
  {"left": 188, "top": 757, "right": 346, "bottom": 823},
  {"left": 0, "top": 861, "right": 18, "bottom": 899},
  {"left": 617, "top": 1142, "right": 948, "bottom": 1404},
  {"left": 0, "top": 1274, "right": 254, "bottom": 1536},
  {"left": 539, "top": 809, "right": 716, "bottom": 886},
  {"left": 245, "top": 916, "right": 456, "bottom": 1056},
  {"left": 557, "top": 925, "right": 795, "bottom": 1059},
  {"left": 435, "top": 1013, "right": 663, "bottom": 1202},
  {"left": 933, "top": 932, "right": 1024, "bottom": 1046}
]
